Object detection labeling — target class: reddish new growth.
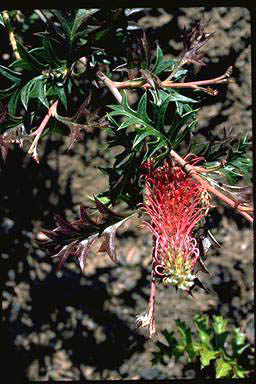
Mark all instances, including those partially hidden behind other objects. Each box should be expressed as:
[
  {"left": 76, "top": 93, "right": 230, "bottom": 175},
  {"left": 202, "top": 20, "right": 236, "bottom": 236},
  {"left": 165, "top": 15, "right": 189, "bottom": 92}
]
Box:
[{"left": 136, "top": 157, "right": 211, "bottom": 337}]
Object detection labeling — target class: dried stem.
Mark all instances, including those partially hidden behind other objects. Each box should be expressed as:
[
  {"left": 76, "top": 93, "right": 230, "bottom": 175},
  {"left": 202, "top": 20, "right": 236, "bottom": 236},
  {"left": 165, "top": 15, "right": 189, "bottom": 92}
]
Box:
[
  {"left": 170, "top": 149, "right": 253, "bottom": 224},
  {"left": 2, "top": 11, "right": 20, "bottom": 60}
]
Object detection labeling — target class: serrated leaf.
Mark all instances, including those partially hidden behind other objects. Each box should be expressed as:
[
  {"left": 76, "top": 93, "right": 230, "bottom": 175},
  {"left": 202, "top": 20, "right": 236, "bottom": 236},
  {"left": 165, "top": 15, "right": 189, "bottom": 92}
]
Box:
[
  {"left": 231, "top": 364, "right": 250, "bottom": 378},
  {"left": 137, "top": 91, "right": 148, "bottom": 119},
  {"left": 169, "top": 108, "right": 198, "bottom": 143},
  {"left": 132, "top": 129, "right": 159, "bottom": 149},
  {"left": 165, "top": 89, "right": 197, "bottom": 104},
  {"left": 109, "top": 92, "right": 166, "bottom": 144},
  {"left": 152, "top": 91, "right": 176, "bottom": 130},
  {"left": 0, "top": 65, "right": 22, "bottom": 83},
  {"left": 194, "top": 315, "right": 212, "bottom": 346},
  {"left": 114, "top": 150, "right": 132, "bottom": 168},
  {"left": 215, "top": 332, "right": 229, "bottom": 351},
  {"left": 109, "top": 92, "right": 152, "bottom": 129},
  {"left": 199, "top": 345, "right": 217, "bottom": 367},
  {"left": 154, "top": 60, "right": 177, "bottom": 76},
  {"left": 152, "top": 44, "right": 163, "bottom": 74},
  {"left": 175, "top": 124, "right": 193, "bottom": 146},
  {"left": 213, "top": 315, "right": 228, "bottom": 334},
  {"left": 118, "top": 116, "right": 139, "bottom": 130},
  {"left": 176, "top": 319, "right": 196, "bottom": 361},
  {"left": 142, "top": 141, "right": 167, "bottom": 163},
  {"left": 215, "top": 357, "right": 233, "bottom": 378},
  {"left": 232, "top": 328, "right": 250, "bottom": 356}
]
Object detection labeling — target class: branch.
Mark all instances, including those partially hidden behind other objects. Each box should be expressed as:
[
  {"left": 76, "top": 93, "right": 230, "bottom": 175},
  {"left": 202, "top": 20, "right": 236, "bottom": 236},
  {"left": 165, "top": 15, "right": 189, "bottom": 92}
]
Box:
[
  {"left": 170, "top": 149, "right": 253, "bottom": 224},
  {"left": 97, "top": 67, "right": 233, "bottom": 98},
  {"left": 28, "top": 101, "right": 58, "bottom": 163},
  {"left": 2, "top": 11, "right": 20, "bottom": 60}
]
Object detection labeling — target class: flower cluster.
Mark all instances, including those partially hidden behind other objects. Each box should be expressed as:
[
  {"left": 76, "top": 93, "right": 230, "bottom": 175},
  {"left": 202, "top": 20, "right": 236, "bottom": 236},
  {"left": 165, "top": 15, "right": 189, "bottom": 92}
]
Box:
[
  {"left": 144, "top": 158, "right": 211, "bottom": 289},
  {"left": 136, "top": 158, "right": 211, "bottom": 337}
]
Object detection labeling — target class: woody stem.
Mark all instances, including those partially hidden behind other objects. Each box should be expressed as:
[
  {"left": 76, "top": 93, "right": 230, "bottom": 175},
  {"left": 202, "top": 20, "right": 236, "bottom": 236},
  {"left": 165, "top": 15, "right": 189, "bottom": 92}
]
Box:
[
  {"left": 97, "top": 68, "right": 232, "bottom": 94},
  {"left": 170, "top": 149, "right": 253, "bottom": 224}
]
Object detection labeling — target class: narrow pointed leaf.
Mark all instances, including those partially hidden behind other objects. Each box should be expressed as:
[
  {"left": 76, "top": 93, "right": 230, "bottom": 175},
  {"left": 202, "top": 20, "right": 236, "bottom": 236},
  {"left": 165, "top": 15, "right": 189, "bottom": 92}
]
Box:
[
  {"left": 0, "top": 65, "right": 22, "bottom": 83},
  {"left": 16, "top": 41, "right": 47, "bottom": 71}
]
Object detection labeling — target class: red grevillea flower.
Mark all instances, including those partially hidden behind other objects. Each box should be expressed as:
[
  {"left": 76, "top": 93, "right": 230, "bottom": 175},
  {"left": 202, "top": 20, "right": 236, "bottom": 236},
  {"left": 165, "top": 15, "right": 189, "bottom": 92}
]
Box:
[
  {"left": 144, "top": 158, "right": 210, "bottom": 290},
  {"left": 136, "top": 157, "right": 211, "bottom": 337}
]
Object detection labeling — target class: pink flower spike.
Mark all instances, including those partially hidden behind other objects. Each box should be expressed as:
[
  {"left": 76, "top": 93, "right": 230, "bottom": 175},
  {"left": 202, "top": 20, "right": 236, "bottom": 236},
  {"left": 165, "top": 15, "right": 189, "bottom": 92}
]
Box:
[{"left": 142, "top": 159, "right": 211, "bottom": 292}]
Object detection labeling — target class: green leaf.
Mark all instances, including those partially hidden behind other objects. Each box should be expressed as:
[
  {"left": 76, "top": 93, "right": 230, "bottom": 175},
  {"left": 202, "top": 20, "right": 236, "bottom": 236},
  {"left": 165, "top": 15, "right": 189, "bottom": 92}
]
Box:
[
  {"left": 0, "top": 65, "right": 22, "bottom": 83},
  {"left": 0, "top": 114, "right": 23, "bottom": 132},
  {"left": 176, "top": 319, "right": 197, "bottom": 361},
  {"left": 20, "top": 81, "right": 34, "bottom": 110},
  {"left": 55, "top": 85, "right": 67, "bottom": 110},
  {"left": 9, "top": 58, "right": 35, "bottom": 71},
  {"left": 114, "top": 150, "right": 132, "bottom": 169},
  {"left": 215, "top": 332, "right": 229, "bottom": 351},
  {"left": 232, "top": 328, "right": 250, "bottom": 356},
  {"left": 173, "top": 68, "right": 188, "bottom": 81},
  {"left": 231, "top": 364, "right": 250, "bottom": 378},
  {"left": 16, "top": 41, "right": 47, "bottom": 72},
  {"left": 154, "top": 60, "right": 177, "bottom": 76},
  {"left": 37, "top": 79, "right": 49, "bottom": 109},
  {"left": 20, "top": 75, "right": 45, "bottom": 110},
  {"left": 71, "top": 9, "right": 99, "bottom": 40},
  {"left": 165, "top": 89, "right": 197, "bottom": 104},
  {"left": 152, "top": 44, "right": 163, "bottom": 74},
  {"left": 194, "top": 314, "right": 212, "bottom": 347},
  {"left": 0, "top": 13, "right": 5, "bottom": 27},
  {"left": 52, "top": 9, "right": 99, "bottom": 46},
  {"left": 199, "top": 344, "right": 217, "bottom": 367},
  {"left": 42, "top": 36, "right": 66, "bottom": 67},
  {"left": 0, "top": 83, "right": 18, "bottom": 100},
  {"left": 213, "top": 315, "right": 228, "bottom": 334},
  {"left": 169, "top": 108, "right": 198, "bottom": 144},
  {"left": 46, "top": 83, "right": 67, "bottom": 110},
  {"left": 152, "top": 92, "right": 174, "bottom": 131},
  {"left": 137, "top": 91, "right": 148, "bottom": 120},
  {"left": 161, "top": 329, "right": 183, "bottom": 360},
  {"left": 8, "top": 88, "right": 21, "bottom": 115},
  {"left": 52, "top": 10, "right": 72, "bottom": 41},
  {"left": 132, "top": 129, "right": 160, "bottom": 149},
  {"left": 142, "top": 141, "right": 167, "bottom": 163},
  {"left": 215, "top": 357, "right": 233, "bottom": 378},
  {"left": 109, "top": 91, "right": 153, "bottom": 130}
]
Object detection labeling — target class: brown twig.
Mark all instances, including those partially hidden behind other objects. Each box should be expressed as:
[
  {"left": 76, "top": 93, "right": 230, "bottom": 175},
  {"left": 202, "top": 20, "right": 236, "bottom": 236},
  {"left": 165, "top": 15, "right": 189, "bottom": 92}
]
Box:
[
  {"left": 97, "top": 67, "right": 233, "bottom": 96},
  {"left": 2, "top": 10, "right": 20, "bottom": 60},
  {"left": 170, "top": 149, "right": 253, "bottom": 224}
]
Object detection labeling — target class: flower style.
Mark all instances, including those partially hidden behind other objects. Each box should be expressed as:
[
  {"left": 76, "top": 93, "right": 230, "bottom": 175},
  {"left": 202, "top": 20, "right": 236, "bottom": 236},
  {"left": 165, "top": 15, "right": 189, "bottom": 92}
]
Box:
[{"left": 136, "top": 158, "right": 211, "bottom": 337}]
